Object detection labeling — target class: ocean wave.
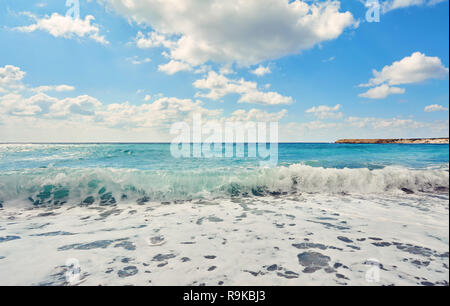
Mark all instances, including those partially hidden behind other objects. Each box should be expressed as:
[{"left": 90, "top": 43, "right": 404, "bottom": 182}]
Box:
[{"left": 0, "top": 164, "right": 448, "bottom": 207}]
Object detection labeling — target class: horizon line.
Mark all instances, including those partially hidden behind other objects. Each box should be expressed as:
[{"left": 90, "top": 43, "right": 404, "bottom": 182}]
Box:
[
  {"left": 1, "top": 140, "right": 449, "bottom": 145},
  {"left": 0, "top": 142, "right": 334, "bottom": 144}
]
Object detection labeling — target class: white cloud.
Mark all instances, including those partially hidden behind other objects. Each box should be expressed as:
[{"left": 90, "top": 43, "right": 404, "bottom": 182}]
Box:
[
  {"left": 305, "top": 104, "right": 343, "bottom": 119},
  {"left": 52, "top": 95, "right": 103, "bottom": 118},
  {"left": 382, "top": 0, "right": 447, "bottom": 13},
  {"left": 0, "top": 65, "right": 287, "bottom": 129},
  {"left": 0, "top": 65, "right": 26, "bottom": 85},
  {"left": 238, "top": 90, "right": 293, "bottom": 106},
  {"left": 193, "top": 71, "right": 293, "bottom": 105},
  {"left": 158, "top": 60, "right": 192, "bottom": 75},
  {"left": 0, "top": 65, "right": 75, "bottom": 94},
  {"left": 126, "top": 56, "right": 151, "bottom": 65},
  {"left": 229, "top": 109, "right": 287, "bottom": 122},
  {"left": 15, "top": 13, "right": 109, "bottom": 45},
  {"left": 1, "top": 65, "right": 292, "bottom": 140},
  {"left": 359, "top": 84, "right": 406, "bottom": 99},
  {"left": 0, "top": 92, "right": 102, "bottom": 118},
  {"left": 0, "top": 65, "right": 102, "bottom": 120},
  {"left": 0, "top": 65, "right": 227, "bottom": 131},
  {"left": 32, "top": 85, "right": 75, "bottom": 93},
  {"left": 345, "top": 116, "right": 427, "bottom": 130},
  {"left": 105, "top": 0, "right": 356, "bottom": 71},
  {"left": 194, "top": 65, "right": 212, "bottom": 75},
  {"left": 359, "top": 52, "right": 448, "bottom": 99},
  {"left": 0, "top": 65, "right": 26, "bottom": 92},
  {"left": 3, "top": 64, "right": 446, "bottom": 143},
  {"left": 361, "top": 52, "right": 449, "bottom": 87},
  {"left": 251, "top": 65, "right": 271, "bottom": 77},
  {"left": 135, "top": 31, "right": 175, "bottom": 49},
  {"left": 219, "top": 64, "right": 235, "bottom": 75},
  {"left": 96, "top": 98, "right": 222, "bottom": 129},
  {"left": 424, "top": 104, "right": 449, "bottom": 112}
]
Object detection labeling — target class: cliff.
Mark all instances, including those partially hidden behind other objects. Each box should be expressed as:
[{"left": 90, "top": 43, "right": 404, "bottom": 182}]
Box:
[{"left": 335, "top": 138, "right": 449, "bottom": 144}]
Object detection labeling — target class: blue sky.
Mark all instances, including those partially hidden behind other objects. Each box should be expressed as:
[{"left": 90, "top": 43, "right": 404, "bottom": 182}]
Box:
[{"left": 0, "top": 0, "right": 448, "bottom": 142}]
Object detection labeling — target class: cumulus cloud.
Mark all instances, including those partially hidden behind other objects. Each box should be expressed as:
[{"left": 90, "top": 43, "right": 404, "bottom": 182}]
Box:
[
  {"left": 0, "top": 65, "right": 75, "bottom": 94},
  {"left": 219, "top": 64, "right": 235, "bottom": 75},
  {"left": 95, "top": 98, "right": 222, "bottom": 129},
  {"left": 31, "top": 85, "right": 75, "bottom": 93},
  {"left": 358, "top": 84, "right": 406, "bottom": 99},
  {"left": 1, "top": 64, "right": 291, "bottom": 137},
  {"left": 359, "top": 52, "right": 449, "bottom": 99},
  {"left": 105, "top": 0, "right": 356, "bottom": 71},
  {"left": 251, "top": 66, "right": 271, "bottom": 77},
  {"left": 0, "top": 66, "right": 221, "bottom": 127},
  {"left": 134, "top": 31, "right": 175, "bottom": 49},
  {"left": 0, "top": 85, "right": 222, "bottom": 130},
  {"left": 305, "top": 104, "right": 343, "bottom": 119},
  {"left": 382, "top": 0, "right": 447, "bottom": 13},
  {"left": 361, "top": 52, "right": 449, "bottom": 87},
  {"left": 0, "top": 65, "right": 26, "bottom": 85},
  {"left": 0, "top": 65, "right": 106, "bottom": 121},
  {"left": 193, "top": 71, "right": 293, "bottom": 105},
  {"left": 0, "top": 92, "right": 101, "bottom": 118},
  {"left": 14, "top": 13, "right": 109, "bottom": 45},
  {"left": 158, "top": 60, "right": 193, "bottom": 75},
  {"left": 0, "top": 65, "right": 26, "bottom": 92},
  {"left": 424, "top": 104, "right": 449, "bottom": 112}
]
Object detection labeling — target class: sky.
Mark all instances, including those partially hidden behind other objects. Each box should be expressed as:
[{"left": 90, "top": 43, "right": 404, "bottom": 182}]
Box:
[{"left": 0, "top": 0, "right": 449, "bottom": 142}]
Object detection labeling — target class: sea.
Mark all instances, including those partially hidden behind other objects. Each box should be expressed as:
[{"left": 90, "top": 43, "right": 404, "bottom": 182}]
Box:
[
  {"left": 0, "top": 143, "right": 448, "bottom": 206},
  {"left": 0, "top": 143, "right": 448, "bottom": 286}
]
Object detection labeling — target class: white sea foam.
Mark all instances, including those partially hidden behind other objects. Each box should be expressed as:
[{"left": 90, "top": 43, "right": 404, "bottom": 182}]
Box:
[
  {"left": 0, "top": 164, "right": 448, "bottom": 207},
  {"left": 0, "top": 193, "right": 448, "bottom": 285}
]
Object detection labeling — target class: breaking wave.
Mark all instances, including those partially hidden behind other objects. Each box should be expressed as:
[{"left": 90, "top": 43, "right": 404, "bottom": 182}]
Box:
[{"left": 0, "top": 164, "right": 448, "bottom": 207}]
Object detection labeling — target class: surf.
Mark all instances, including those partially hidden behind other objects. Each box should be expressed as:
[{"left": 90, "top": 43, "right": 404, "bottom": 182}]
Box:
[{"left": 0, "top": 164, "right": 448, "bottom": 207}]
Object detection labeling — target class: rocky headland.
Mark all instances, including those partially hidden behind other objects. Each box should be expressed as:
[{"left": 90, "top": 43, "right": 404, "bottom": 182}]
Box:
[{"left": 336, "top": 138, "right": 449, "bottom": 144}]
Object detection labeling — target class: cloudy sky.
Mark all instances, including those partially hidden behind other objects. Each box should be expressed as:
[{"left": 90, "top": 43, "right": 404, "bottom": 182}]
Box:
[{"left": 0, "top": 0, "right": 448, "bottom": 142}]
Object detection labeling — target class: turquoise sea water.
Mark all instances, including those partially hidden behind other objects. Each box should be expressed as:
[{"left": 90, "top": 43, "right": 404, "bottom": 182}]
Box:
[
  {"left": 1, "top": 143, "right": 448, "bottom": 171},
  {"left": 0, "top": 143, "right": 448, "bottom": 206}
]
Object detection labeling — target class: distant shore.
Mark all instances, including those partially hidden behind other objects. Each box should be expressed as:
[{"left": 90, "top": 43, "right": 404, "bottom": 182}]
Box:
[{"left": 336, "top": 138, "right": 449, "bottom": 144}]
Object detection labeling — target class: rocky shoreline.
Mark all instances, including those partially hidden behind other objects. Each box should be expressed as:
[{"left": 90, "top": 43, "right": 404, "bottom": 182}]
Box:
[{"left": 336, "top": 138, "right": 449, "bottom": 144}]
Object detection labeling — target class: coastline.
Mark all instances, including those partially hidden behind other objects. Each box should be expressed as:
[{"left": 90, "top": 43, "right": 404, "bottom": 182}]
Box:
[{"left": 336, "top": 138, "right": 449, "bottom": 144}]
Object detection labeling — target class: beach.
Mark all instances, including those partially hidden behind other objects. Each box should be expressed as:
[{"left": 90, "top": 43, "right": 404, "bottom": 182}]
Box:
[{"left": 0, "top": 192, "right": 448, "bottom": 286}]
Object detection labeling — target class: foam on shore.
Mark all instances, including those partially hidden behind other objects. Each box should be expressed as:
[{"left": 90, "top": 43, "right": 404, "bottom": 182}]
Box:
[{"left": 0, "top": 192, "right": 448, "bottom": 286}]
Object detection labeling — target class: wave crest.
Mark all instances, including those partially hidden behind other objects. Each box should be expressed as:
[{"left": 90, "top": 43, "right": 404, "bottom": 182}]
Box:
[{"left": 0, "top": 164, "right": 448, "bottom": 206}]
